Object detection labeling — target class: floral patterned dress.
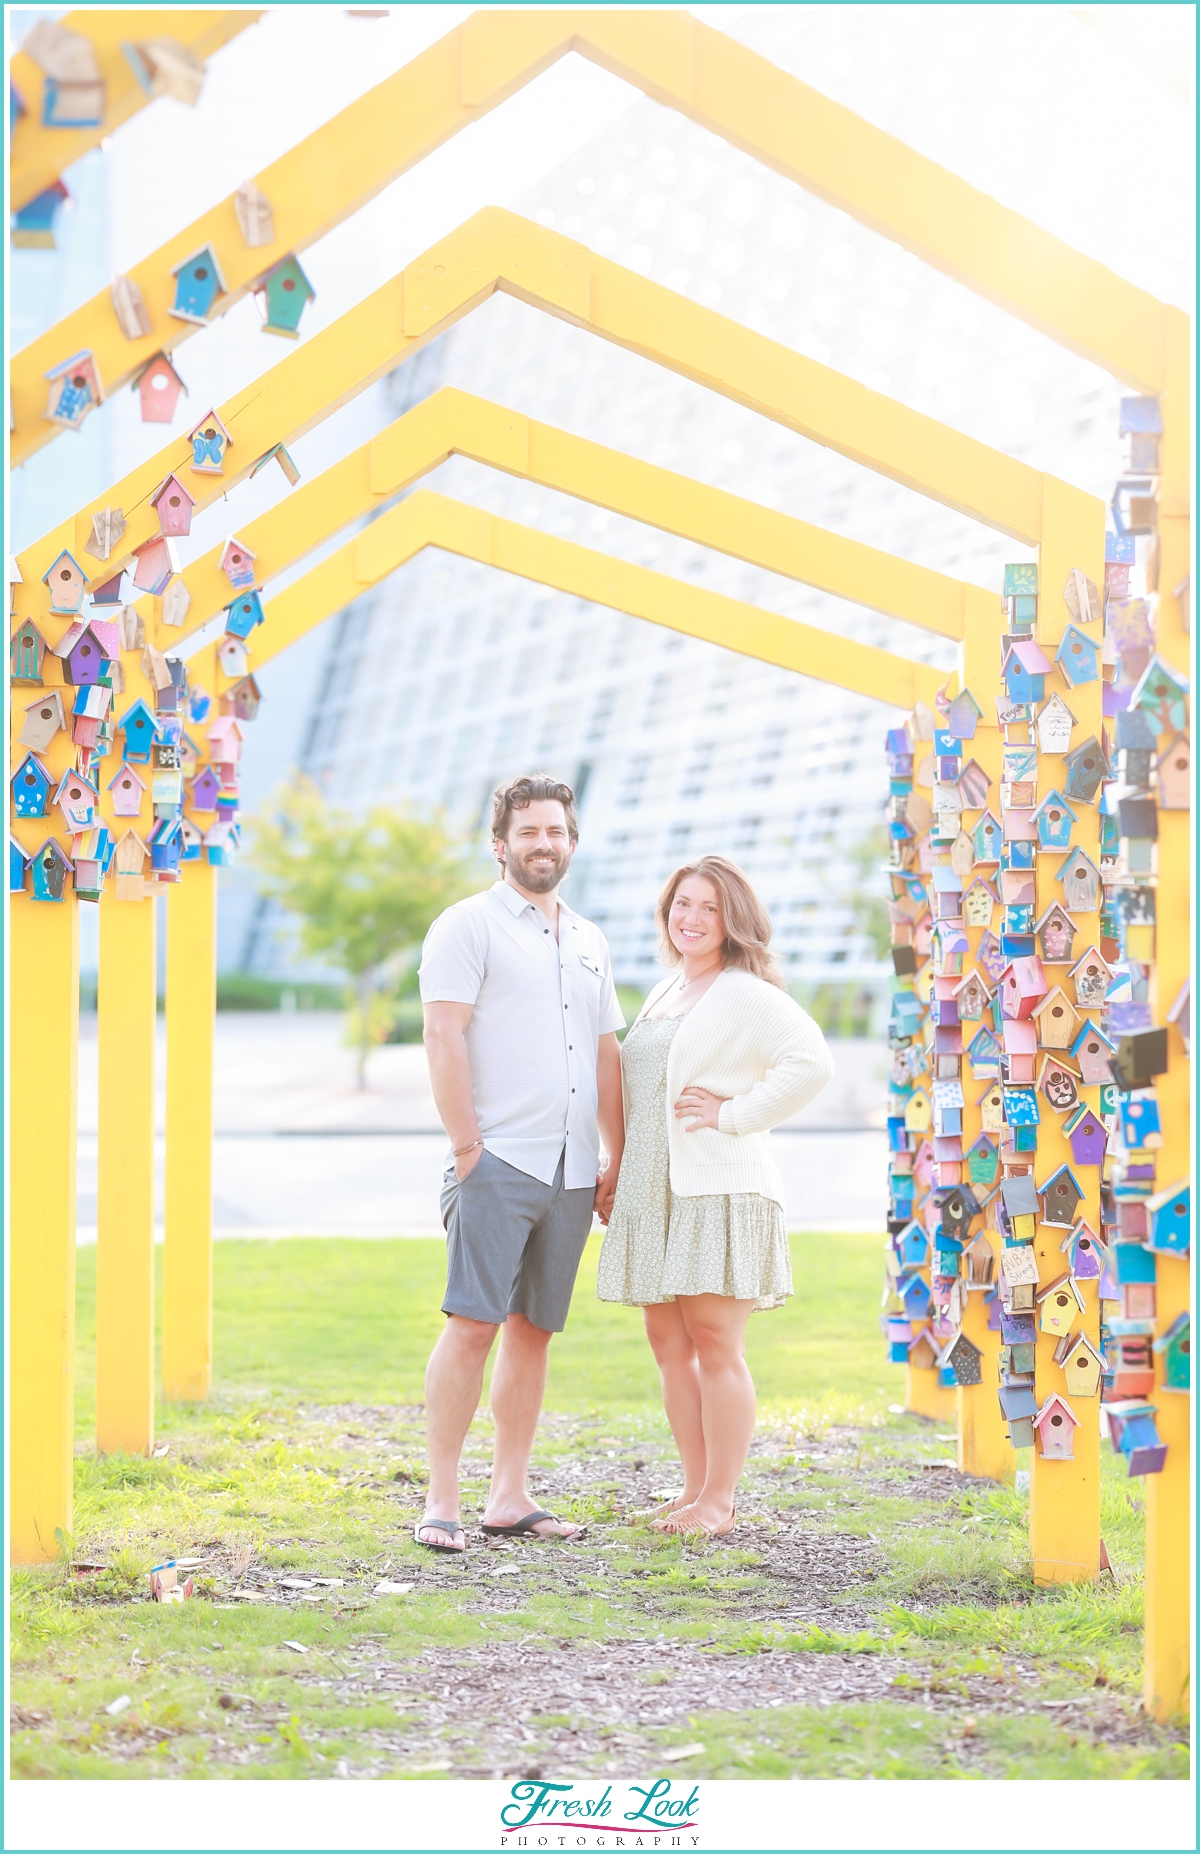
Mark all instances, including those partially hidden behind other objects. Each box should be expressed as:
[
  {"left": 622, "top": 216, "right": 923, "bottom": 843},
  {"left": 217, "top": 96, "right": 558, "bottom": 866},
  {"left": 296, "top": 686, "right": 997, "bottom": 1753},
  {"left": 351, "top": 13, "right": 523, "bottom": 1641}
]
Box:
[{"left": 596, "top": 1013, "right": 792, "bottom": 1312}]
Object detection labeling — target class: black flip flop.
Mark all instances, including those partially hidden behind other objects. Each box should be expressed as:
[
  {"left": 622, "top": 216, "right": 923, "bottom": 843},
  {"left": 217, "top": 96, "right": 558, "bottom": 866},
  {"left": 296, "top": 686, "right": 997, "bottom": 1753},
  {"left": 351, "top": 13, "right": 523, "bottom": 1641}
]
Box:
[
  {"left": 481, "top": 1508, "right": 580, "bottom": 1539},
  {"left": 414, "top": 1517, "right": 466, "bottom": 1554}
]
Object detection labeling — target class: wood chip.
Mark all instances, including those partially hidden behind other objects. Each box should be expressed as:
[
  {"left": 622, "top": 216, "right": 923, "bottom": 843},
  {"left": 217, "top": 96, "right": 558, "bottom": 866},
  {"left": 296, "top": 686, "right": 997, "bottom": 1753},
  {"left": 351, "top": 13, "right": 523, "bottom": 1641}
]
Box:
[
  {"left": 661, "top": 1742, "right": 705, "bottom": 1762},
  {"left": 281, "top": 1640, "right": 309, "bottom": 1654}
]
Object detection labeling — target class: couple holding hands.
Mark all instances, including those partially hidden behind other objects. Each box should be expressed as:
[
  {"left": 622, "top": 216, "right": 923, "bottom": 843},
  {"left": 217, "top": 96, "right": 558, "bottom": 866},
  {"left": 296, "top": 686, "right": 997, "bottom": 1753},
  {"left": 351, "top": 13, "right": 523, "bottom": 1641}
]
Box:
[{"left": 416, "top": 774, "right": 833, "bottom": 1553}]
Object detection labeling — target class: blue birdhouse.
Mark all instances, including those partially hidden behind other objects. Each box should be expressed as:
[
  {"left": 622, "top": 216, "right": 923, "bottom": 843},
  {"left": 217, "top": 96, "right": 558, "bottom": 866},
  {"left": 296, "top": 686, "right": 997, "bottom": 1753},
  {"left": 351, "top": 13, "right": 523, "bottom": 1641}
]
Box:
[
  {"left": 897, "top": 1223, "right": 929, "bottom": 1269},
  {"left": 1153, "top": 1312, "right": 1190, "bottom": 1392},
  {"left": 170, "top": 245, "right": 228, "bottom": 325},
  {"left": 945, "top": 687, "right": 983, "bottom": 740},
  {"left": 43, "top": 351, "right": 103, "bottom": 430},
  {"left": 256, "top": 255, "right": 316, "bottom": 339},
  {"left": 9, "top": 837, "right": 29, "bottom": 894},
  {"left": 1055, "top": 624, "right": 1099, "bottom": 688},
  {"left": 971, "top": 809, "right": 1002, "bottom": 863},
  {"left": 1146, "top": 1181, "right": 1191, "bottom": 1256},
  {"left": 148, "top": 816, "right": 184, "bottom": 879},
  {"left": 224, "top": 589, "right": 265, "bottom": 639},
  {"left": 11, "top": 752, "right": 53, "bottom": 818},
  {"left": 1063, "top": 736, "right": 1107, "bottom": 804},
  {"left": 1033, "top": 789, "right": 1077, "bottom": 851},
  {"left": 30, "top": 837, "right": 73, "bottom": 902},
  {"left": 1002, "top": 1086, "right": 1040, "bottom": 1128},
  {"left": 1002, "top": 639, "right": 1052, "bottom": 706},
  {"left": 11, "top": 179, "right": 69, "bottom": 248},
  {"left": 117, "top": 699, "right": 159, "bottom": 765},
  {"left": 898, "top": 1274, "right": 932, "bottom": 1320}
]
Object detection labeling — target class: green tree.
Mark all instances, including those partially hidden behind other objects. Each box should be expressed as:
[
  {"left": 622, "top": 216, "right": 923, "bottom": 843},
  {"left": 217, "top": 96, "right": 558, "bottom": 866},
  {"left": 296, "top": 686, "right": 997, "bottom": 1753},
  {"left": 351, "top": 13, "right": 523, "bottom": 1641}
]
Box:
[
  {"left": 248, "top": 778, "right": 475, "bottom": 1087},
  {"left": 841, "top": 824, "right": 891, "bottom": 962}
]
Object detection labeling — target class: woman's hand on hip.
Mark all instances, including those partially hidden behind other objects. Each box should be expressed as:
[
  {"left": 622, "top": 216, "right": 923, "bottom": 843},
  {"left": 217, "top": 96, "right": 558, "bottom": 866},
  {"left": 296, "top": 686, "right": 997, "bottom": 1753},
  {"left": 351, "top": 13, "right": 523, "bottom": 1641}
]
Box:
[{"left": 674, "top": 1086, "right": 727, "bottom": 1132}]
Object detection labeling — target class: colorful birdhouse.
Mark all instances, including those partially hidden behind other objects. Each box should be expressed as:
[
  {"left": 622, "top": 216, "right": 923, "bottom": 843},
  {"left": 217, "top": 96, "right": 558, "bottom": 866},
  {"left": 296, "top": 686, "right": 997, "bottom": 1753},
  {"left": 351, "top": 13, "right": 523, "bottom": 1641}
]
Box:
[
  {"left": 41, "top": 549, "right": 88, "bottom": 615},
  {"left": 1003, "top": 562, "right": 1038, "bottom": 598},
  {"left": 964, "top": 1133, "right": 997, "bottom": 1190},
  {"left": 966, "top": 1024, "right": 1000, "bottom": 1079},
  {"left": 111, "top": 827, "right": 149, "bottom": 898},
  {"left": 1038, "top": 1054, "right": 1080, "bottom": 1116},
  {"left": 1034, "top": 903, "right": 1077, "bottom": 967},
  {"left": 1068, "top": 1023, "right": 1113, "bottom": 1088},
  {"left": 1002, "top": 639, "right": 1052, "bottom": 706},
  {"left": 1109, "top": 1404, "right": 1167, "bottom": 1478},
  {"left": 1054, "top": 624, "right": 1099, "bottom": 688},
  {"left": 11, "top": 752, "right": 54, "bottom": 819},
  {"left": 1052, "top": 1329, "right": 1105, "bottom": 1402},
  {"left": 1145, "top": 1181, "right": 1190, "bottom": 1256},
  {"left": 222, "top": 589, "right": 267, "bottom": 645},
  {"left": 1002, "top": 1086, "right": 1040, "bottom": 1130},
  {"left": 971, "top": 810, "right": 1002, "bottom": 864},
  {"left": 10, "top": 620, "right": 48, "bottom": 686},
  {"left": 898, "top": 1274, "right": 932, "bottom": 1322},
  {"left": 943, "top": 687, "right": 982, "bottom": 741},
  {"left": 1119, "top": 1091, "right": 1161, "bottom": 1151},
  {"left": 53, "top": 767, "right": 97, "bottom": 832},
  {"left": 24, "top": 17, "right": 105, "bottom": 125},
  {"left": 130, "top": 534, "right": 180, "bottom": 596},
  {"left": 30, "top": 837, "right": 73, "bottom": 901},
  {"left": 1032, "top": 986, "right": 1081, "bottom": 1051},
  {"left": 1130, "top": 655, "right": 1190, "bottom": 735},
  {"left": 999, "top": 955, "right": 1048, "bottom": 1020},
  {"left": 217, "top": 636, "right": 249, "bottom": 679},
  {"left": 1110, "top": 1026, "right": 1168, "bottom": 1091},
  {"left": 907, "top": 1328, "right": 939, "bottom": 1372},
  {"left": 117, "top": 699, "right": 159, "bottom": 764},
  {"left": 1153, "top": 1314, "right": 1190, "bottom": 1393},
  {"left": 1035, "top": 692, "right": 1077, "bottom": 755},
  {"left": 1039, "top": 1165, "right": 1084, "bottom": 1228},
  {"left": 43, "top": 351, "right": 103, "bottom": 430},
  {"left": 10, "top": 837, "right": 29, "bottom": 893},
  {"left": 896, "top": 1223, "right": 929, "bottom": 1269},
  {"left": 53, "top": 619, "right": 117, "bottom": 688},
  {"left": 12, "top": 179, "right": 70, "bottom": 248},
  {"left": 135, "top": 354, "right": 188, "bottom": 424},
  {"left": 953, "top": 970, "right": 991, "bottom": 1022},
  {"left": 107, "top": 762, "right": 146, "bottom": 818},
  {"left": 1154, "top": 733, "right": 1190, "bottom": 810},
  {"left": 1062, "top": 737, "right": 1107, "bottom": 804},
  {"left": 222, "top": 674, "right": 262, "bottom": 722},
  {"left": 169, "top": 245, "right": 228, "bottom": 324},
  {"left": 1063, "top": 1219, "right": 1103, "bottom": 1281},
  {"left": 204, "top": 820, "right": 239, "bottom": 867},
  {"left": 956, "top": 760, "right": 990, "bottom": 810},
  {"left": 943, "top": 1330, "right": 982, "bottom": 1387},
  {"left": 1055, "top": 847, "right": 1099, "bottom": 915},
  {"left": 998, "top": 1382, "right": 1038, "bottom": 1450},
  {"left": 150, "top": 473, "right": 196, "bottom": 537},
  {"left": 219, "top": 536, "right": 258, "bottom": 592},
  {"left": 255, "top": 255, "right": 316, "bottom": 338},
  {"left": 1033, "top": 1394, "right": 1080, "bottom": 1459},
  {"left": 147, "top": 815, "right": 184, "bottom": 880},
  {"left": 188, "top": 409, "right": 233, "bottom": 475},
  {"left": 89, "top": 568, "right": 125, "bottom": 606},
  {"left": 19, "top": 688, "right": 66, "bottom": 752},
  {"left": 188, "top": 765, "right": 221, "bottom": 813},
  {"left": 1069, "top": 948, "right": 1114, "bottom": 1009},
  {"left": 1032, "top": 792, "right": 1077, "bottom": 855},
  {"left": 977, "top": 1081, "right": 1004, "bottom": 1133},
  {"left": 960, "top": 878, "right": 996, "bottom": 930},
  {"left": 206, "top": 715, "right": 244, "bottom": 764}
]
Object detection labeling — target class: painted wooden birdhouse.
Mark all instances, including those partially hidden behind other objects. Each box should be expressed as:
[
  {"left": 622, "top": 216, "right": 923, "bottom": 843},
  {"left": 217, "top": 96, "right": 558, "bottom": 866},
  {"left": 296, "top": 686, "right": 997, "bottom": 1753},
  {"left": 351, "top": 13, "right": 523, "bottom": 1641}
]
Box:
[
  {"left": 117, "top": 699, "right": 159, "bottom": 764},
  {"left": 1037, "top": 1275, "right": 1083, "bottom": 1340},
  {"left": 1035, "top": 692, "right": 1077, "bottom": 756},
  {"left": 940, "top": 688, "right": 980, "bottom": 742},
  {"left": 1119, "top": 1091, "right": 1161, "bottom": 1151},
  {"left": 1034, "top": 904, "right": 1077, "bottom": 968},
  {"left": 12, "top": 177, "right": 71, "bottom": 249},
  {"left": 223, "top": 590, "right": 266, "bottom": 641},
  {"left": 961, "top": 878, "right": 996, "bottom": 930},
  {"left": 217, "top": 636, "right": 250, "bottom": 681},
  {"left": 89, "top": 568, "right": 125, "bottom": 606},
  {"left": 53, "top": 768, "right": 97, "bottom": 832},
  {"left": 1069, "top": 948, "right": 1113, "bottom": 1009},
  {"left": 1037, "top": 1053, "right": 1080, "bottom": 1116},
  {"left": 10, "top": 837, "right": 29, "bottom": 894},
  {"left": 1002, "top": 639, "right": 1052, "bottom": 706},
  {"left": 1039, "top": 1164, "right": 1084, "bottom": 1228},
  {"left": 1130, "top": 655, "right": 1190, "bottom": 735},
  {"left": 952, "top": 971, "right": 991, "bottom": 1023},
  {"left": 43, "top": 351, "right": 103, "bottom": 430},
  {"left": 206, "top": 715, "right": 244, "bottom": 765},
  {"left": 135, "top": 354, "right": 188, "bottom": 424},
  {"left": 907, "top": 1328, "right": 940, "bottom": 1372},
  {"left": 52, "top": 620, "right": 112, "bottom": 688},
  {"left": 1003, "top": 562, "right": 1038, "bottom": 599},
  {"left": 219, "top": 536, "right": 258, "bottom": 593},
  {"left": 999, "top": 955, "right": 1048, "bottom": 1020},
  {"left": 998, "top": 1383, "right": 1038, "bottom": 1449},
  {"left": 1054, "top": 624, "right": 1099, "bottom": 688},
  {"left": 971, "top": 810, "right": 1002, "bottom": 864},
  {"left": 188, "top": 409, "right": 233, "bottom": 475},
  {"left": 107, "top": 762, "right": 146, "bottom": 818},
  {"left": 964, "top": 1133, "right": 997, "bottom": 1191},
  {"left": 147, "top": 815, "right": 184, "bottom": 880},
  {"left": 10, "top": 620, "right": 47, "bottom": 686},
  {"left": 943, "top": 1330, "right": 982, "bottom": 1387},
  {"left": 898, "top": 1274, "right": 932, "bottom": 1323},
  {"left": 30, "top": 837, "right": 73, "bottom": 902},
  {"left": 1055, "top": 847, "right": 1099, "bottom": 915},
  {"left": 1062, "top": 737, "right": 1107, "bottom": 804},
  {"left": 897, "top": 1223, "right": 929, "bottom": 1269},
  {"left": 255, "top": 255, "right": 316, "bottom": 338},
  {"left": 1153, "top": 1313, "right": 1190, "bottom": 1394},
  {"left": 188, "top": 765, "right": 221, "bottom": 813},
  {"left": 1063, "top": 1219, "right": 1103, "bottom": 1281},
  {"left": 1053, "top": 1329, "right": 1104, "bottom": 1402},
  {"left": 1154, "top": 733, "right": 1190, "bottom": 809},
  {"left": 1062, "top": 1110, "right": 1104, "bottom": 1185},
  {"left": 1145, "top": 1181, "right": 1191, "bottom": 1256},
  {"left": 41, "top": 549, "right": 88, "bottom": 615},
  {"left": 977, "top": 1082, "right": 1004, "bottom": 1133},
  {"left": 1033, "top": 1394, "right": 1080, "bottom": 1460},
  {"left": 1110, "top": 1027, "right": 1168, "bottom": 1092},
  {"left": 11, "top": 753, "right": 54, "bottom": 819},
  {"left": 170, "top": 246, "right": 228, "bottom": 325},
  {"left": 1033, "top": 987, "right": 1081, "bottom": 1051},
  {"left": 956, "top": 760, "right": 989, "bottom": 811},
  {"left": 1032, "top": 792, "right": 1076, "bottom": 855},
  {"left": 130, "top": 534, "right": 180, "bottom": 597},
  {"left": 150, "top": 473, "right": 196, "bottom": 537},
  {"left": 966, "top": 1024, "right": 1000, "bottom": 1079},
  {"left": 222, "top": 675, "right": 262, "bottom": 722},
  {"left": 19, "top": 688, "right": 66, "bottom": 752}
]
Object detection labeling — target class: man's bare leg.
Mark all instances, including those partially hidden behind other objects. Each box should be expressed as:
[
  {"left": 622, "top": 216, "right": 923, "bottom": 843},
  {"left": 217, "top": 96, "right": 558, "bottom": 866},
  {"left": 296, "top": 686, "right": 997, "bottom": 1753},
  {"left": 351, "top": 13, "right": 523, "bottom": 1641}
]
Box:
[
  {"left": 420, "top": 1314, "right": 498, "bottom": 1549},
  {"left": 482, "top": 1313, "right": 578, "bottom": 1537}
]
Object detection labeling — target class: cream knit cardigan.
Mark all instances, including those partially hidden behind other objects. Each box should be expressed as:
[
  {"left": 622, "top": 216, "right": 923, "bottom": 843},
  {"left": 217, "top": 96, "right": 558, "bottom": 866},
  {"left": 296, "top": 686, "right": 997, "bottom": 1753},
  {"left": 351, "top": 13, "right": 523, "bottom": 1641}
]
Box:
[{"left": 625, "top": 966, "right": 834, "bottom": 1207}]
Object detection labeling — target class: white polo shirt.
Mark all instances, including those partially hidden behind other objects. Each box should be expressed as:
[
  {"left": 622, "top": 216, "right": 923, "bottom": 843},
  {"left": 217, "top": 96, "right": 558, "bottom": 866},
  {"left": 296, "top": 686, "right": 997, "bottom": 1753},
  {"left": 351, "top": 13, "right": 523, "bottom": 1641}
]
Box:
[{"left": 419, "top": 881, "right": 625, "bottom": 1188}]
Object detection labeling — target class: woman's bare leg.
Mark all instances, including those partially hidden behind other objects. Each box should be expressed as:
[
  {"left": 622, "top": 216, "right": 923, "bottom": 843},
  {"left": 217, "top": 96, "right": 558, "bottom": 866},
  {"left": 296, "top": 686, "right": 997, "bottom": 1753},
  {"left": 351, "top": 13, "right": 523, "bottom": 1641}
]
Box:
[
  {"left": 643, "top": 1301, "right": 707, "bottom": 1507},
  {"left": 666, "top": 1294, "right": 756, "bottom": 1531}
]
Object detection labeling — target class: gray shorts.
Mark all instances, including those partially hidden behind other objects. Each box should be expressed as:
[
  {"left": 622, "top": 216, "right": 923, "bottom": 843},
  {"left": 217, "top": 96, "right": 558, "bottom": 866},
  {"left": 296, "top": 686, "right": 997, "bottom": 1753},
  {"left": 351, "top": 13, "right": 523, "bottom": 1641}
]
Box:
[{"left": 440, "top": 1147, "right": 595, "bottom": 1332}]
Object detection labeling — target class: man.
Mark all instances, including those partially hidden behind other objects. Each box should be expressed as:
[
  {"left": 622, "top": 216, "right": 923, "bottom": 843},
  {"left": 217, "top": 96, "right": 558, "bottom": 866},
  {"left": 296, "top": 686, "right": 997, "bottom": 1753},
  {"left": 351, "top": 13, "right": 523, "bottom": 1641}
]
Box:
[{"left": 416, "top": 774, "right": 625, "bottom": 1551}]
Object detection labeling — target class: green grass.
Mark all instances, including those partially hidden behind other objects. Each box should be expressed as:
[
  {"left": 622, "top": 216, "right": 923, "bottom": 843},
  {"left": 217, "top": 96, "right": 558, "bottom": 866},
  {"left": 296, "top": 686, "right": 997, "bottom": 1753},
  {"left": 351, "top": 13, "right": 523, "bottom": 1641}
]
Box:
[{"left": 12, "top": 1232, "right": 1186, "bottom": 1782}]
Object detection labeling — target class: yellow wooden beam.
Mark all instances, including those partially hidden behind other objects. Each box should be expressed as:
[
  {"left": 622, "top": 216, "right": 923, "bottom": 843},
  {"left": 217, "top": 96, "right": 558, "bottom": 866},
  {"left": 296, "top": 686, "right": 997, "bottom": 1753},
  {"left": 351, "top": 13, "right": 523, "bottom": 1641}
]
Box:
[
  {"left": 163, "top": 849, "right": 216, "bottom": 1404},
  {"left": 252, "top": 488, "right": 944, "bottom": 712},
  {"left": 13, "top": 208, "right": 1088, "bottom": 628},
  {"left": 13, "top": 8, "right": 1181, "bottom": 468},
  {"left": 10, "top": 11, "right": 261, "bottom": 213}
]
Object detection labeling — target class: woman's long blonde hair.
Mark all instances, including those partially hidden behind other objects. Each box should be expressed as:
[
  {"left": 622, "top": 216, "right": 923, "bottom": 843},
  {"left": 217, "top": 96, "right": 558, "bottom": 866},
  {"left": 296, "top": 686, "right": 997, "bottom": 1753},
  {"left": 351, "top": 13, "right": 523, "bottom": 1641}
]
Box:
[{"left": 655, "top": 855, "right": 785, "bottom": 989}]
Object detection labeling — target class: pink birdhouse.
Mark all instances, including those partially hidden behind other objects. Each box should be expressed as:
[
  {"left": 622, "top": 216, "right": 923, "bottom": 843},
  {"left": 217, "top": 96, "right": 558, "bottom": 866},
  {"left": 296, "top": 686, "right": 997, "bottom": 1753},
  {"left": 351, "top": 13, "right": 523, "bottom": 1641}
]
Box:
[
  {"left": 206, "top": 715, "right": 244, "bottom": 763},
  {"left": 54, "top": 768, "right": 97, "bottom": 832},
  {"left": 1000, "top": 955, "right": 1048, "bottom": 1020},
  {"left": 107, "top": 763, "right": 146, "bottom": 818},
  {"left": 136, "top": 354, "right": 188, "bottom": 424},
  {"left": 41, "top": 548, "right": 89, "bottom": 615},
  {"left": 219, "top": 535, "right": 258, "bottom": 592},
  {"left": 131, "top": 534, "right": 180, "bottom": 596},
  {"left": 1033, "top": 1394, "right": 1080, "bottom": 1461},
  {"left": 150, "top": 473, "right": 196, "bottom": 537}
]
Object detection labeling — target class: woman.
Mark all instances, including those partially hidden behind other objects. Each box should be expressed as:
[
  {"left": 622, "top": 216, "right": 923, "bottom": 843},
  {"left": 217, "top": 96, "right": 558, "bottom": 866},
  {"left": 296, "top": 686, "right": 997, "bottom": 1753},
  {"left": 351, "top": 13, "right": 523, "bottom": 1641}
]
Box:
[{"left": 597, "top": 857, "right": 833, "bottom": 1537}]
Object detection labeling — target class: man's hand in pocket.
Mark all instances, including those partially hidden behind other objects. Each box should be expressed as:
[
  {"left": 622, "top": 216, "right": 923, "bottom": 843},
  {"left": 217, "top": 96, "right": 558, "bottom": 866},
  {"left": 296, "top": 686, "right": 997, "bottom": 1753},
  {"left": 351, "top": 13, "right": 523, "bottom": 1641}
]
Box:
[{"left": 455, "top": 1143, "right": 484, "bottom": 1182}]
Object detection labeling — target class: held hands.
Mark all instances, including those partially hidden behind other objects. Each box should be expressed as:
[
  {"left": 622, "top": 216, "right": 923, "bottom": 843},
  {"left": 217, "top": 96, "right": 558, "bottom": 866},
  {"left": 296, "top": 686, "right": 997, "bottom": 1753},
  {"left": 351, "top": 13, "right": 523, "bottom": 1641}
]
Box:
[
  {"left": 674, "top": 1086, "right": 727, "bottom": 1132},
  {"left": 594, "top": 1159, "right": 620, "bottom": 1227}
]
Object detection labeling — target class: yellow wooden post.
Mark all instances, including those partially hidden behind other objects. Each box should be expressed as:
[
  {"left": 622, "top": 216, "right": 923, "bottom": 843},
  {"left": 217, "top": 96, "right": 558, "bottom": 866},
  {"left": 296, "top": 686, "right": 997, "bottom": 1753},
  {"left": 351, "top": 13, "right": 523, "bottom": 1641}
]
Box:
[
  {"left": 1142, "top": 310, "right": 1191, "bottom": 1721},
  {"left": 96, "top": 888, "right": 158, "bottom": 1456},
  {"left": 9, "top": 894, "right": 80, "bottom": 1562},
  {"left": 162, "top": 855, "right": 217, "bottom": 1403},
  {"left": 906, "top": 1365, "right": 957, "bottom": 1424},
  {"left": 1026, "top": 478, "right": 1106, "bottom": 1584}
]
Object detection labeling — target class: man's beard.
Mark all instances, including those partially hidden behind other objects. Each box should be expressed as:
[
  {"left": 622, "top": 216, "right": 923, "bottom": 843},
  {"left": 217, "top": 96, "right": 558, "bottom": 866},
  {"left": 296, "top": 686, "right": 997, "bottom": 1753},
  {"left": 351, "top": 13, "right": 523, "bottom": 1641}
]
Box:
[{"left": 502, "top": 843, "right": 572, "bottom": 893}]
